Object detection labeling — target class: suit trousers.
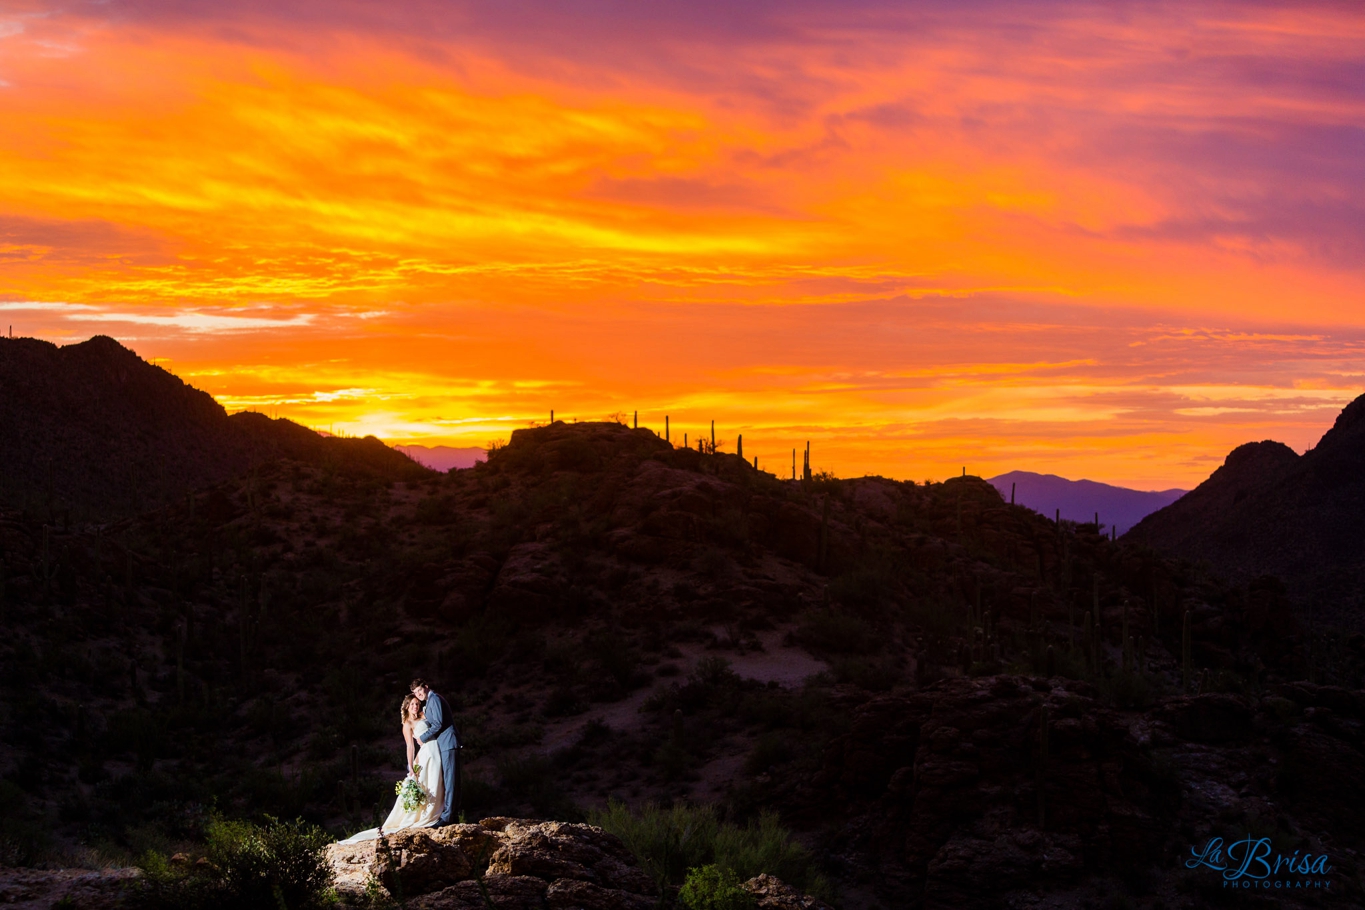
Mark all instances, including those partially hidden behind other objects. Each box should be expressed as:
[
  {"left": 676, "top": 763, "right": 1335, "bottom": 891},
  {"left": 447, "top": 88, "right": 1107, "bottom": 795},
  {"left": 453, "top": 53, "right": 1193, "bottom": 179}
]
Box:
[{"left": 439, "top": 746, "right": 460, "bottom": 823}]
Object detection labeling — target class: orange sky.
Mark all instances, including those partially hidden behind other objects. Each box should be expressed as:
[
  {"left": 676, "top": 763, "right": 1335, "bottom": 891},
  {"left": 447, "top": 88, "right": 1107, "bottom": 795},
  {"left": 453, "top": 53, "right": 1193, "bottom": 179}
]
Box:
[{"left": 2, "top": 1, "right": 1363, "bottom": 488}]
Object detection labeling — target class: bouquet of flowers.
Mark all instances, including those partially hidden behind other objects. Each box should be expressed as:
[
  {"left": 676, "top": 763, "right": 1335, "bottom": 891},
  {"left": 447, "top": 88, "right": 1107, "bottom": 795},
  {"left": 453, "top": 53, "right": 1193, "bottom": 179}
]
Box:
[{"left": 396, "top": 763, "right": 428, "bottom": 811}]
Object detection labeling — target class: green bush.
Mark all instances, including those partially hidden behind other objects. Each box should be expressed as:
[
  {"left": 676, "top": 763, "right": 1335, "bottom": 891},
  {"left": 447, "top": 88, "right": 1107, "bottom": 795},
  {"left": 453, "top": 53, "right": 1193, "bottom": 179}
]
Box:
[
  {"left": 134, "top": 815, "right": 334, "bottom": 910},
  {"left": 587, "top": 800, "right": 718, "bottom": 893},
  {"left": 713, "top": 811, "right": 829, "bottom": 898},
  {"left": 678, "top": 865, "right": 756, "bottom": 910},
  {"left": 587, "top": 801, "right": 831, "bottom": 902}
]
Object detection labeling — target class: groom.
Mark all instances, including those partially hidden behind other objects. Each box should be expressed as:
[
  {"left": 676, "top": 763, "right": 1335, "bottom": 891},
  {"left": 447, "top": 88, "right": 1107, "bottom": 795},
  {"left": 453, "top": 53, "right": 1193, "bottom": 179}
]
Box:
[{"left": 410, "top": 678, "right": 461, "bottom": 825}]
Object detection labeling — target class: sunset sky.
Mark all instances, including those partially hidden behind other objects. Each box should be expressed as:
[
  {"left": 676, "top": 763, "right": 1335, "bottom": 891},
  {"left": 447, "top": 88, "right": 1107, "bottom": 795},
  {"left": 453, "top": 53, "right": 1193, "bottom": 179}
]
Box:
[{"left": 2, "top": 1, "right": 1363, "bottom": 488}]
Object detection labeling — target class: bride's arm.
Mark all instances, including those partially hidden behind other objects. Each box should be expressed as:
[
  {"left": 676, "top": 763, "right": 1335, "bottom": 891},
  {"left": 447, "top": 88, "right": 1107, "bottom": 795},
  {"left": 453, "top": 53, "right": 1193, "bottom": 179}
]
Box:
[{"left": 402, "top": 722, "right": 415, "bottom": 774}]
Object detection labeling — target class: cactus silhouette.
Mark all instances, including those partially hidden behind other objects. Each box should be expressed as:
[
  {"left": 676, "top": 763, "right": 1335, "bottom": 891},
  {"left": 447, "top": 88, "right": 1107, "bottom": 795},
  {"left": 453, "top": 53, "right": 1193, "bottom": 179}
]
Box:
[
  {"left": 1122, "top": 601, "right": 1131, "bottom": 672},
  {"left": 1037, "top": 703, "right": 1050, "bottom": 827},
  {"left": 1182, "top": 609, "right": 1192, "bottom": 693},
  {"left": 818, "top": 496, "right": 830, "bottom": 573}
]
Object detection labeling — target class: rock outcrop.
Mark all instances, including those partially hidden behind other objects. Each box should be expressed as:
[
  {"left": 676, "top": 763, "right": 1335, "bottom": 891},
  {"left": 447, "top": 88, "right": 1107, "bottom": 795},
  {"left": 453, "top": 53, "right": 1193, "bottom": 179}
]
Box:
[{"left": 327, "top": 818, "right": 664, "bottom": 908}]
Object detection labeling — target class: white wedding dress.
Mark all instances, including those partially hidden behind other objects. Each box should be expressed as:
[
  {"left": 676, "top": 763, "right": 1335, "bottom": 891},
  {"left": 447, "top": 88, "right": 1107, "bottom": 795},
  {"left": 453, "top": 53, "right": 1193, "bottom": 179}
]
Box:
[{"left": 339, "top": 719, "right": 445, "bottom": 844}]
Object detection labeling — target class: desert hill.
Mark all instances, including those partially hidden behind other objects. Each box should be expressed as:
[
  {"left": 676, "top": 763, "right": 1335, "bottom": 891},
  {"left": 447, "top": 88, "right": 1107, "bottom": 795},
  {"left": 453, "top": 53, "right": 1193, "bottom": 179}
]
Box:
[
  {"left": 1, "top": 392, "right": 1362, "bottom": 906},
  {"left": 1127, "top": 392, "right": 1365, "bottom": 629},
  {"left": 0, "top": 335, "right": 428, "bottom": 520}
]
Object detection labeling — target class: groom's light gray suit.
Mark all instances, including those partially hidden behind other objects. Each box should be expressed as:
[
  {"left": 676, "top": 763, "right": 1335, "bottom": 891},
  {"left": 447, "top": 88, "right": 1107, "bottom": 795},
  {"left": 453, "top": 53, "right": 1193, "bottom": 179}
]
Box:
[{"left": 417, "top": 691, "right": 461, "bottom": 823}]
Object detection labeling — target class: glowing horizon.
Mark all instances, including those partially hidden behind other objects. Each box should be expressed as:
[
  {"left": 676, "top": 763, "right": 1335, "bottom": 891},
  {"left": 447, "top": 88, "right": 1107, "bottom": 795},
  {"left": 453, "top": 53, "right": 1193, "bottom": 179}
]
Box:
[{"left": 2, "top": 1, "right": 1362, "bottom": 489}]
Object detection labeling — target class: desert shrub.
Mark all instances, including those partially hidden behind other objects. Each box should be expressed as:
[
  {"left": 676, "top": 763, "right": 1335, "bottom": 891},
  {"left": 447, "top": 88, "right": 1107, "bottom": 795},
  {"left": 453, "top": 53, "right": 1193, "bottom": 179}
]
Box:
[
  {"left": 133, "top": 815, "right": 334, "bottom": 910},
  {"left": 694, "top": 656, "right": 740, "bottom": 687},
  {"left": 483, "top": 723, "right": 545, "bottom": 749},
  {"left": 496, "top": 754, "right": 575, "bottom": 817},
  {"left": 1102, "top": 670, "right": 1155, "bottom": 708},
  {"left": 588, "top": 801, "right": 829, "bottom": 901},
  {"left": 678, "top": 865, "right": 756, "bottom": 910},
  {"left": 459, "top": 773, "right": 499, "bottom": 815},
  {"left": 587, "top": 801, "right": 718, "bottom": 893},
  {"left": 830, "top": 656, "right": 902, "bottom": 690},
  {"left": 414, "top": 493, "right": 460, "bottom": 525},
  {"left": 793, "top": 609, "right": 877, "bottom": 655},
  {"left": 742, "top": 732, "right": 792, "bottom": 776},
  {"left": 0, "top": 780, "right": 52, "bottom": 867},
  {"left": 904, "top": 598, "right": 964, "bottom": 638},
  {"left": 828, "top": 564, "right": 895, "bottom": 617},
  {"left": 587, "top": 631, "right": 642, "bottom": 690},
  {"left": 712, "top": 811, "right": 828, "bottom": 898}
]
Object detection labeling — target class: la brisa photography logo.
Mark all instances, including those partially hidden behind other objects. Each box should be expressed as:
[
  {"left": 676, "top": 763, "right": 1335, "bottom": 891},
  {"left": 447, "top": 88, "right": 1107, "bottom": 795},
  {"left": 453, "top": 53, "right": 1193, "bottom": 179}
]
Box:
[{"left": 1185, "top": 835, "right": 1332, "bottom": 892}]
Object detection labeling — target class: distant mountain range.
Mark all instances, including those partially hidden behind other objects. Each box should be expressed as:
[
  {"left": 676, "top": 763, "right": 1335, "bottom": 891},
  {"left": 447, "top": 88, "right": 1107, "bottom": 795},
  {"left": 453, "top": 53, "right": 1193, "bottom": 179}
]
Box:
[
  {"left": 0, "top": 335, "right": 429, "bottom": 520},
  {"left": 394, "top": 444, "right": 487, "bottom": 472},
  {"left": 1128, "top": 392, "right": 1365, "bottom": 629},
  {"left": 988, "top": 471, "right": 1186, "bottom": 536}
]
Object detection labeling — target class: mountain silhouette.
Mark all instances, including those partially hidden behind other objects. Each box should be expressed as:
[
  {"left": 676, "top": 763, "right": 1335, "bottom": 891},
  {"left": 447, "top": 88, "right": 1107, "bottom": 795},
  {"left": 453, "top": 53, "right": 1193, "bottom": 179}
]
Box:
[
  {"left": 394, "top": 444, "right": 487, "bottom": 472},
  {"left": 1128, "top": 392, "right": 1365, "bottom": 628},
  {"left": 0, "top": 335, "right": 428, "bottom": 519},
  {"left": 988, "top": 470, "right": 1185, "bottom": 536}
]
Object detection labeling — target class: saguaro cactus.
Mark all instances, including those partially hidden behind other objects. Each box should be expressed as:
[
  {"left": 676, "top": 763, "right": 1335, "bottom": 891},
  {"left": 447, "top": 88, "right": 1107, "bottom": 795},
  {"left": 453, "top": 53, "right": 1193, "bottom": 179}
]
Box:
[
  {"left": 818, "top": 496, "right": 830, "bottom": 573},
  {"left": 1083, "top": 610, "right": 1094, "bottom": 672},
  {"left": 1182, "top": 609, "right": 1192, "bottom": 693},
  {"left": 1011, "top": 482, "right": 1016, "bottom": 505},
  {"left": 665, "top": 415, "right": 669, "bottom": 443},
  {"left": 737, "top": 434, "right": 743, "bottom": 458},
  {"left": 177, "top": 622, "right": 186, "bottom": 705},
  {"left": 1122, "top": 601, "right": 1131, "bottom": 672},
  {"left": 1037, "top": 703, "right": 1050, "bottom": 827},
  {"left": 1068, "top": 592, "right": 1076, "bottom": 651}
]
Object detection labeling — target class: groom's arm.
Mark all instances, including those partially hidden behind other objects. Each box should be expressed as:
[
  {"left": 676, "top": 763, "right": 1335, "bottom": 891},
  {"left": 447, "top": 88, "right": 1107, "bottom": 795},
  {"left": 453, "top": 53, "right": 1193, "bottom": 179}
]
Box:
[{"left": 417, "top": 695, "right": 444, "bottom": 744}]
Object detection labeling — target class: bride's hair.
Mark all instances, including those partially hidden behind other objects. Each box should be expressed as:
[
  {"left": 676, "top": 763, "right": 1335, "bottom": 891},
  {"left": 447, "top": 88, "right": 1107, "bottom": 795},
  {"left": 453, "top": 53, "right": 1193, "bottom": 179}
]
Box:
[{"left": 400, "top": 694, "right": 420, "bottom": 724}]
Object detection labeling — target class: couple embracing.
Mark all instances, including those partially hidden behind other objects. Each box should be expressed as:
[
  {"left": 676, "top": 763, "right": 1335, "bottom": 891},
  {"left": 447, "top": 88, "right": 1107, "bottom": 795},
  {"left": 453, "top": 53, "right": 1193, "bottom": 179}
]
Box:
[{"left": 340, "top": 678, "right": 461, "bottom": 844}]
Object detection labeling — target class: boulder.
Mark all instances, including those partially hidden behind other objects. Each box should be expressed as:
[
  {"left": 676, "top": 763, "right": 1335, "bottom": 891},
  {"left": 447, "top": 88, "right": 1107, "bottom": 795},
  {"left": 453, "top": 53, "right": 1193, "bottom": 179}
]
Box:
[
  {"left": 373, "top": 825, "right": 500, "bottom": 897},
  {"left": 487, "top": 821, "right": 656, "bottom": 896},
  {"left": 740, "top": 874, "right": 834, "bottom": 910},
  {"left": 331, "top": 819, "right": 656, "bottom": 905},
  {"left": 409, "top": 874, "right": 549, "bottom": 909},
  {"left": 546, "top": 879, "right": 658, "bottom": 910}
]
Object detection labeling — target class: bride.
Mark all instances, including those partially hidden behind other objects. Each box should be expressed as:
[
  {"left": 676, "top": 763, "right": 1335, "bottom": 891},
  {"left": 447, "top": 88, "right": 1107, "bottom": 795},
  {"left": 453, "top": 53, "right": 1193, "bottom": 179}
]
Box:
[{"left": 339, "top": 694, "right": 445, "bottom": 843}]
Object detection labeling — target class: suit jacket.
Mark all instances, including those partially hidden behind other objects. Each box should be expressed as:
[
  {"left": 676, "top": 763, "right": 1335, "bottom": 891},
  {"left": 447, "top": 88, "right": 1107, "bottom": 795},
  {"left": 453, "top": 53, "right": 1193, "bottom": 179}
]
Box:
[{"left": 417, "top": 691, "right": 460, "bottom": 752}]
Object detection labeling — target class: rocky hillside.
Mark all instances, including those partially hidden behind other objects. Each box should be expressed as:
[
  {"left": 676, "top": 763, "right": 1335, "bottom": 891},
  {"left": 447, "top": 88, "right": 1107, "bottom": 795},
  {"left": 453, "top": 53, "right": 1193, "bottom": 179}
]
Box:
[
  {"left": 1127, "top": 392, "right": 1365, "bottom": 630},
  {"left": 1, "top": 416, "right": 1362, "bottom": 907},
  {"left": 0, "top": 335, "right": 428, "bottom": 520}
]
